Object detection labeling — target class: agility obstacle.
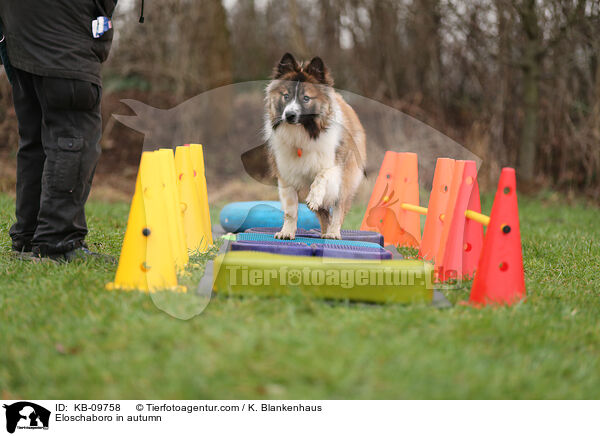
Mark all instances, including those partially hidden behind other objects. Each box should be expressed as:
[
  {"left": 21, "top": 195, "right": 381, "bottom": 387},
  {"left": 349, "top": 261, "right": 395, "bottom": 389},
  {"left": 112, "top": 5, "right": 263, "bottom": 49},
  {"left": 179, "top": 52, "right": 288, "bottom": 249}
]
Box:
[
  {"left": 232, "top": 232, "right": 392, "bottom": 260},
  {"left": 107, "top": 142, "right": 525, "bottom": 306},
  {"left": 362, "top": 152, "right": 525, "bottom": 306},
  {"left": 220, "top": 201, "right": 320, "bottom": 233},
  {"left": 212, "top": 251, "right": 433, "bottom": 304},
  {"left": 245, "top": 228, "right": 384, "bottom": 246},
  {"left": 107, "top": 144, "right": 212, "bottom": 293}
]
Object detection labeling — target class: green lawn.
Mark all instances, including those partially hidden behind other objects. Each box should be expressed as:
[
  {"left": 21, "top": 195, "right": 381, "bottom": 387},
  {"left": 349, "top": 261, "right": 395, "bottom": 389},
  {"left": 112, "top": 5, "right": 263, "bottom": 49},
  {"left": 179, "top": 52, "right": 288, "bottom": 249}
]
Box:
[{"left": 0, "top": 192, "right": 599, "bottom": 399}]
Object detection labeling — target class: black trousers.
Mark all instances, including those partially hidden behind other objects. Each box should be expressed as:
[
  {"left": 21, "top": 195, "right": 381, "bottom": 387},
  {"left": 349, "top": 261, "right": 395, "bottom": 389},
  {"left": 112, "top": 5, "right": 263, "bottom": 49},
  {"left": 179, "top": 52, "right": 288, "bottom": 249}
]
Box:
[{"left": 9, "top": 68, "right": 102, "bottom": 255}]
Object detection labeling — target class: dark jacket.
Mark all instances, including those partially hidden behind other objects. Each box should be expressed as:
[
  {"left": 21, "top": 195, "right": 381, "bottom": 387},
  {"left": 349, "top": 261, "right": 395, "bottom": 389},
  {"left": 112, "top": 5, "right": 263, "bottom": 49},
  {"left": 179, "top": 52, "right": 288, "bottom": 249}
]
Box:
[{"left": 0, "top": 0, "right": 116, "bottom": 86}]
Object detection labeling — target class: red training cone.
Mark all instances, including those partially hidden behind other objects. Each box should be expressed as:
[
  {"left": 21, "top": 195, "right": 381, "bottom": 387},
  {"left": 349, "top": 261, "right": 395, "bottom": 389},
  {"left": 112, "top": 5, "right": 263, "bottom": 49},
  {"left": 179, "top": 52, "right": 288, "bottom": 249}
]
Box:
[
  {"left": 462, "top": 175, "right": 484, "bottom": 277},
  {"left": 468, "top": 168, "right": 525, "bottom": 306}
]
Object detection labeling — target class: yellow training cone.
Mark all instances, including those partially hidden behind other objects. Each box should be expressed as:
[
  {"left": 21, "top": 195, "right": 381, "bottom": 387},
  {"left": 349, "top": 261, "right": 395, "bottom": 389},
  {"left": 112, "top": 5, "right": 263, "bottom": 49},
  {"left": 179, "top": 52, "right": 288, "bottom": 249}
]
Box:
[
  {"left": 106, "top": 152, "right": 185, "bottom": 293},
  {"left": 189, "top": 144, "right": 213, "bottom": 245},
  {"left": 175, "top": 145, "right": 209, "bottom": 252},
  {"left": 106, "top": 171, "right": 148, "bottom": 291},
  {"left": 157, "top": 148, "right": 189, "bottom": 270}
]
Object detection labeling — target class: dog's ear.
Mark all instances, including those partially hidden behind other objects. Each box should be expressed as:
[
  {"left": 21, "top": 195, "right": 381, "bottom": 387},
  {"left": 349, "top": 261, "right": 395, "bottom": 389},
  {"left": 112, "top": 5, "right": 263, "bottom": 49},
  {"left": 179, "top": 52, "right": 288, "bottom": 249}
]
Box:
[
  {"left": 305, "top": 57, "right": 333, "bottom": 86},
  {"left": 274, "top": 53, "right": 299, "bottom": 78}
]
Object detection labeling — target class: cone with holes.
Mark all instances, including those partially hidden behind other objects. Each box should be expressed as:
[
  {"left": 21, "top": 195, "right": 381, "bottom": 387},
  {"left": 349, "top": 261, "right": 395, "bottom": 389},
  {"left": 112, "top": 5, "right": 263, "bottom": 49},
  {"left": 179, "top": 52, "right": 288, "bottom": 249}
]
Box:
[
  {"left": 157, "top": 148, "right": 188, "bottom": 271},
  {"left": 106, "top": 152, "right": 185, "bottom": 292},
  {"left": 361, "top": 151, "right": 420, "bottom": 247},
  {"left": 419, "top": 158, "right": 455, "bottom": 260},
  {"left": 189, "top": 144, "right": 213, "bottom": 245},
  {"left": 462, "top": 172, "right": 484, "bottom": 276},
  {"left": 175, "top": 145, "right": 210, "bottom": 252},
  {"left": 435, "top": 160, "right": 484, "bottom": 281},
  {"left": 434, "top": 160, "right": 465, "bottom": 272},
  {"left": 468, "top": 168, "right": 525, "bottom": 306}
]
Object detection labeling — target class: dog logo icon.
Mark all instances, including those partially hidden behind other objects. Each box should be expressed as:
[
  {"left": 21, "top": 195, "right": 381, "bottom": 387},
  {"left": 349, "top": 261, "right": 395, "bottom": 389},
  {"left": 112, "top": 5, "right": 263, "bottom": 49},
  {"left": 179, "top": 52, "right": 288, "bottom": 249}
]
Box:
[{"left": 3, "top": 402, "right": 50, "bottom": 433}]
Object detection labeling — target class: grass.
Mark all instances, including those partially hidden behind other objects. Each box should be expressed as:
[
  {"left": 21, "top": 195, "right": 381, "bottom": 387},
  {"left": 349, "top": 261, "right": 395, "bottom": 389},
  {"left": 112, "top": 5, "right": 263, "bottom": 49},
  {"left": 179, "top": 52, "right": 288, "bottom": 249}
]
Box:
[{"left": 0, "top": 191, "right": 599, "bottom": 399}]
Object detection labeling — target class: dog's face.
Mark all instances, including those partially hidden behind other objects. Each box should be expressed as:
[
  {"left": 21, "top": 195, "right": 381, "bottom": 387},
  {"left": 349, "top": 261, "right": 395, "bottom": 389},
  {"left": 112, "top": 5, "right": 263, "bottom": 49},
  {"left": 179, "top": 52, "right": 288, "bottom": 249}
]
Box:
[{"left": 266, "top": 53, "right": 334, "bottom": 139}]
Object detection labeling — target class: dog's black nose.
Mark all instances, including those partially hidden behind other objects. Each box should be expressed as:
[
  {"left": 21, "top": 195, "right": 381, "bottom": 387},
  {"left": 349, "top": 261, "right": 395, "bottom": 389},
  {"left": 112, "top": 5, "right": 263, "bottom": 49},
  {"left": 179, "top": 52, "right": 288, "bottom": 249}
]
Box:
[{"left": 285, "top": 112, "right": 298, "bottom": 123}]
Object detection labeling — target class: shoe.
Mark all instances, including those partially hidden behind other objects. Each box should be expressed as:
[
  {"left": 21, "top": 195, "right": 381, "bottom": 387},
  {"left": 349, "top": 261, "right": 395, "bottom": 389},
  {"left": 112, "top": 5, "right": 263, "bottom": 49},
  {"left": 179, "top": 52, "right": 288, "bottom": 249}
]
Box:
[
  {"left": 58, "top": 247, "right": 116, "bottom": 263},
  {"left": 13, "top": 251, "right": 58, "bottom": 264},
  {"left": 12, "top": 244, "right": 35, "bottom": 261},
  {"left": 19, "top": 247, "right": 116, "bottom": 264},
  {"left": 12, "top": 248, "right": 32, "bottom": 257},
  {"left": 11, "top": 241, "right": 32, "bottom": 255}
]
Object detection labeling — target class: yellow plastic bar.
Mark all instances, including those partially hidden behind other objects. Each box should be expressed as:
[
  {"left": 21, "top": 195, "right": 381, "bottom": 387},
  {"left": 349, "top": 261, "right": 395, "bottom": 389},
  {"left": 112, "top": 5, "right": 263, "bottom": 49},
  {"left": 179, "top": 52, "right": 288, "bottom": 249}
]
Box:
[
  {"left": 401, "top": 203, "right": 429, "bottom": 215},
  {"left": 464, "top": 209, "right": 490, "bottom": 226},
  {"left": 401, "top": 202, "right": 490, "bottom": 226}
]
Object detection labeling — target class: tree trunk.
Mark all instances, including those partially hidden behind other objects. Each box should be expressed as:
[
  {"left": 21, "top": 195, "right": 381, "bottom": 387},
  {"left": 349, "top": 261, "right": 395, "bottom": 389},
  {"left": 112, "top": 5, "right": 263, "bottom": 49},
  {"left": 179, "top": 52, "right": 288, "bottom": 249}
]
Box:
[
  {"left": 518, "top": 56, "right": 539, "bottom": 180},
  {"left": 517, "top": 0, "right": 542, "bottom": 182},
  {"left": 489, "top": 0, "right": 510, "bottom": 183},
  {"left": 289, "top": 0, "right": 310, "bottom": 59},
  {"left": 320, "top": 0, "right": 340, "bottom": 54}
]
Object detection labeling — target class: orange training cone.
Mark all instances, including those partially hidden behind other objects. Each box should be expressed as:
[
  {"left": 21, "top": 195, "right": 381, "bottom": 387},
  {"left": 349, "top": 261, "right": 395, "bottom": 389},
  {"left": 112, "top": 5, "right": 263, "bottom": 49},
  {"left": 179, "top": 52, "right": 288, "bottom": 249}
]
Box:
[
  {"left": 436, "top": 160, "right": 483, "bottom": 281},
  {"left": 175, "top": 145, "right": 209, "bottom": 252},
  {"left": 419, "top": 158, "right": 455, "bottom": 260},
  {"left": 468, "top": 168, "right": 525, "bottom": 306},
  {"left": 435, "top": 160, "right": 465, "bottom": 271},
  {"left": 189, "top": 144, "right": 213, "bottom": 245},
  {"left": 362, "top": 151, "right": 397, "bottom": 239},
  {"left": 361, "top": 151, "right": 420, "bottom": 247}
]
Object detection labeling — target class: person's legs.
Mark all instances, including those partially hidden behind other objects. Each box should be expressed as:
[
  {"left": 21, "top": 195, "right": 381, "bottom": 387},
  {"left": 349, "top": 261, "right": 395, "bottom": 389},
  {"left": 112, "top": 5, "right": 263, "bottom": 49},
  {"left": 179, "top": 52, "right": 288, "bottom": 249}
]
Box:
[
  {"left": 9, "top": 68, "right": 44, "bottom": 252},
  {"left": 30, "top": 76, "right": 102, "bottom": 256}
]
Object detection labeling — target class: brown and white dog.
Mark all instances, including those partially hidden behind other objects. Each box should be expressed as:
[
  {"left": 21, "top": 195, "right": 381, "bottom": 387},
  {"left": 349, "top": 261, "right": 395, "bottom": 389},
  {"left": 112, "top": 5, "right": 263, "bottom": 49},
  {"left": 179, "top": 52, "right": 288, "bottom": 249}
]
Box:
[{"left": 264, "top": 53, "right": 367, "bottom": 240}]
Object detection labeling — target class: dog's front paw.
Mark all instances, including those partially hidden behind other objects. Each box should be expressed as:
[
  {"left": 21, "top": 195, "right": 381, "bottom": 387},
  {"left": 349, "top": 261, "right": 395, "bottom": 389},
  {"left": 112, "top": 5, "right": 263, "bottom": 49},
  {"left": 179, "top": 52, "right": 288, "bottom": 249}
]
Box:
[
  {"left": 321, "top": 231, "right": 341, "bottom": 240},
  {"left": 274, "top": 230, "right": 296, "bottom": 240},
  {"left": 306, "top": 199, "right": 320, "bottom": 212},
  {"left": 306, "top": 188, "right": 325, "bottom": 212}
]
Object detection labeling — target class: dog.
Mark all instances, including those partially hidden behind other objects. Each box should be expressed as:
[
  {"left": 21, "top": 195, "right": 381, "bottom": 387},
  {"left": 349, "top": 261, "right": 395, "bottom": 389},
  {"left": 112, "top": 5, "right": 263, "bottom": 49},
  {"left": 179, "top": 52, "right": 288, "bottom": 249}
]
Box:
[{"left": 264, "top": 53, "right": 367, "bottom": 240}]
